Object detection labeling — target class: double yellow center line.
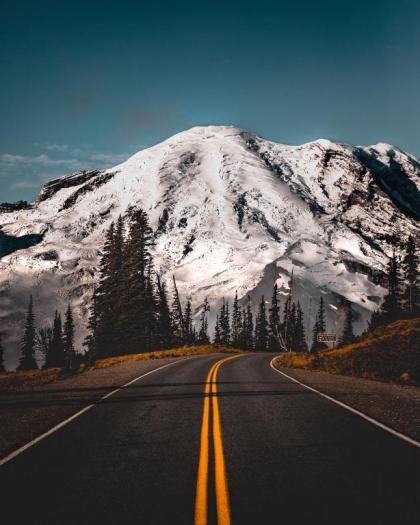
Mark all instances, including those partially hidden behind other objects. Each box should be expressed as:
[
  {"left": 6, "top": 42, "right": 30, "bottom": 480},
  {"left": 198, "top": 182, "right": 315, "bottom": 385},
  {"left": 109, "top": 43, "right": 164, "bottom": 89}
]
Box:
[{"left": 194, "top": 355, "right": 242, "bottom": 525}]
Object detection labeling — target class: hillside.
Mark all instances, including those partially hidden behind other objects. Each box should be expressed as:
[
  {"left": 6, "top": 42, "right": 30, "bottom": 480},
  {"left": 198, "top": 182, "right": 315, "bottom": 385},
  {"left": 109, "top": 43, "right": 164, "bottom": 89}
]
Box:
[
  {"left": 0, "top": 125, "right": 419, "bottom": 366},
  {"left": 274, "top": 317, "right": 420, "bottom": 385}
]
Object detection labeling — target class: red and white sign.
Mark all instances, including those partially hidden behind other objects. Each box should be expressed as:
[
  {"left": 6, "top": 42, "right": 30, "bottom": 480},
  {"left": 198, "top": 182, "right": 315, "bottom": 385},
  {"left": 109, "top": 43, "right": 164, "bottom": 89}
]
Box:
[{"left": 317, "top": 333, "right": 336, "bottom": 342}]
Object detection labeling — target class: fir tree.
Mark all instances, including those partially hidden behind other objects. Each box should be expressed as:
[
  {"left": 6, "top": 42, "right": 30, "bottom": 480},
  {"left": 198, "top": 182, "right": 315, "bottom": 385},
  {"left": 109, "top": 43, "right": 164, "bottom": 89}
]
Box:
[
  {"left": 254, "top": 296, "right": 268, "bottom": 352},
  {"left": 245, "top": 298, "right": 254, "bottom": 350},
  {"left": 214, "top": 314, "right": 221, "bottom": 344},
  {"left": 84, "top": 294, "right": 98, "bottom": 365},
  {"left": 184, "top": 299, "right": 194, "bottom": 345},
  {"left": 172, "top": 276, "right": 184, "bottom": 344},
  {"left": 311, "top": 297, "right": 327, "bottom": 353},
  {"left": 123, "top": 209, "right": 157, "bottom": 353},
  {"left": 381, "top": 252, "right": 402, "bottom": 322},
  {"left": 198, "top": 297, "right": 210, "bottom": 344},
  {"left": 64, "top": 304, "right": 76, "bottom": 371},
  {"left": 294, "top": 302, "right": 308, "bottom": 352},
  {"left": 231, "top": 291, "right": 242, "bottom": 347},
  {"left": 268, "top": 284, "right": 281, "bottom": 351},
  {"left": 0, "top": 332, "right": 5, "bottom": 373},
  {"left": 340, "top": 302, "right": 356, "bottom": 346},
  {"left": 50, "top": 311, "right": 65, "bottom": 367},
  {"left": 219, "top": 299, "right": 231, "bottom": 345},
  {"left": 95, "top": 222, "right": 116, "bottom": 357},
  {"left": 18, "top": 295, "right": 38, "bottom": 370},
  {"left": 38, "top": 326, "right": 53, "bottom": 368},
  {"left": 156, "top": 276, "right": 174, "bottom": 348},
  {"left": 402, "top": 236, "right": 419, "bottom": 317}
]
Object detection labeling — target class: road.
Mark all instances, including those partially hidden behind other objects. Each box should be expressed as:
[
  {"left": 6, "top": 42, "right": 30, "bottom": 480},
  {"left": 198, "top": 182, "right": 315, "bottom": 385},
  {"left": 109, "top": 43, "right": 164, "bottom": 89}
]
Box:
[{"left": 1, "top": 353, "right": 419, "bottom": 524}]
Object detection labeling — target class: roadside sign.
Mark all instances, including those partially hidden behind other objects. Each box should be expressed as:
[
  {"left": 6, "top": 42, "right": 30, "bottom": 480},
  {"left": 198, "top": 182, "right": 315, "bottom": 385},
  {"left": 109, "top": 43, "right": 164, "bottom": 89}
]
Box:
[{"left": 317, "top": 333, "right": 336, "bottom": 342}]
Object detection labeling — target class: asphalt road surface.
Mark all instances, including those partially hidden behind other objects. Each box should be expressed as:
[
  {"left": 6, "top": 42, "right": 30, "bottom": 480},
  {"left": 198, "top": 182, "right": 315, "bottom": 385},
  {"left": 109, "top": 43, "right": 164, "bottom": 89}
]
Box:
[{"left": 1, "top": 353, "right": 419, "bottom": 525}]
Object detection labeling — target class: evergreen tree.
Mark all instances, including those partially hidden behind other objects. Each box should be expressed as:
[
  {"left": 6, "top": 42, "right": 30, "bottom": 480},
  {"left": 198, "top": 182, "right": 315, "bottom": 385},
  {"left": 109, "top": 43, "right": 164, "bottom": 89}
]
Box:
[
  {"left": 294, "top": 302, "right": 308, "bottom": 352},
  {"left": 172, "top": 276, "right": 184, "bottom": 344},
  {"left": 254, "top": 296, "right": 268, "bottom": 352},
  {"left": 268, "top": 284, "right": 281, "bottom": 351},
  {"left": 64, "top": 304, "right": 76, "bottom": 371},
  {"left": 402, "top": 236, "right": 419, "bottom": 317},
  {"left": 123, "top": 209, "right": 157, "bottom": 353},
  {"left": 50, "top": 311, "right": 65, "bottom": 367},
  {"left": 381, "top": 252, "right": 402, "bottom": 322},
  {"left": 340, "top": 302, "right": 356, "bottom": 346},
  {"left": 38, "top": 326, "right": 53, "bottom": 368},
  {"left": 18, "top": 295, "right": 38, "bottom": 370},
  {"left": 84, "top": 294, "right": 98, "bottom": 365},
  {"left": 198, "top": 297, "right": 210, "bottom": 344},
  {"left": 0, "top": 332, "right": 5, "bottom": 373},
  {"left": 219, "top": 299, "right": 231, "bottom": 345},
  {"left": 245, "top": 298, "right": 254, "bottom": 350},
  {"left": 156, "top": 276, "right": 174, "bottom": 348},
  {"left": 214, "top": 314, "right": 221, "bottom": 344},
  {"left": 311, "top": 297, "right": 327, "bottom": 353},
  {"left": 288, "top": 301, "right": 297, "bottom": 351},
  {"left": 95, "top": 222, "right": 116, "bottom": 357},
  {"left": 184, "top": 299, "right": 194, "bottom": 345},
  {"left": 231, "top": 291, "right": 242, "bottom": 347}
]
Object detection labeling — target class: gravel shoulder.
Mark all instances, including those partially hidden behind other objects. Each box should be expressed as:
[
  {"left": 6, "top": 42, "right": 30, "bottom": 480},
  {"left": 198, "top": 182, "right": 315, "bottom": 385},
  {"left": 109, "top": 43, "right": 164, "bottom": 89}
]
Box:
[
  {"left": 275, "top": 363, "right": 420, "bottom": 442},
  {"left": 0, "top": 356, "right": 190, "bottom": 460}
]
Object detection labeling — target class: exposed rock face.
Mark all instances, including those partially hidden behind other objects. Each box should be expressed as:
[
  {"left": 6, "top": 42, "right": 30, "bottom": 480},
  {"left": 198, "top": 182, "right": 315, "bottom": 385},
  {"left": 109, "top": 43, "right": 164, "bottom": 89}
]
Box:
[{"left": 0, "top": 126, "right": 418, "bottom": 367}]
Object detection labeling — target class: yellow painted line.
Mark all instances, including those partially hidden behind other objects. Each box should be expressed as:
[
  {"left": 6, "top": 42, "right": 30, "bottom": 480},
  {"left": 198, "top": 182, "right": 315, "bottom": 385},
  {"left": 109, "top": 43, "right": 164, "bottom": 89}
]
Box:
[
  {"left": 194, "top": 355, "right": 242, "bottom": 525},
  {"left": 194, "top": 360, "right": 217, "bottom": 525}
]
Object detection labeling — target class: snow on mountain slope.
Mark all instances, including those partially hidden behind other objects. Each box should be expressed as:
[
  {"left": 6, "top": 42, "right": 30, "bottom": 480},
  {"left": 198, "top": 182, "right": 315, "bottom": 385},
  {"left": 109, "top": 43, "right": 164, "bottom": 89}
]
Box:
[{"left": 0, "top": 126, "right": 419, "bottom": 366}]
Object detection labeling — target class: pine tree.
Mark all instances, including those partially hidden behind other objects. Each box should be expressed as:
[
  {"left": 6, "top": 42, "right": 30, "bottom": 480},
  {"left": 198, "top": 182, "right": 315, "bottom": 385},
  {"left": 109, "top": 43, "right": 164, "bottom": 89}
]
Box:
[
  {"left": 123, "top": 209, "right": 157, "bottom": 353},
  {"left": 38, "top": 326, "right": 53, "bottom": 368},
  {"left": 254, "top": 296, "right": 268, "bottom": 352},
  {"left": 245, "top": 298, "right": 254, "bottom": 350},
  {"left": 402, "top": 236, "right": 419, "bottom": 317},
  {"left": 311, "top": 297, "right": 327, "bottom": 353},
  {"left": 268, "top": 284, "right": 281, "bottom": 351},
  {"left": 231, "top": 291, "right": 242, "bottom": 347},
  {"left": 50, "top": 311, "right": 65, "bottom": 367},
  {"left": 64, "top": 304, "right": 76, "bottom": 371},
  {"left": 172, "top": 276, "right": 184, "bottom": 344},
  {"left": 214, "top": 314, "right": 221, "bottom": 344},
  {"left": 18, "top": 295, "right": 38, "bottom": 370},
  {"left": 156, "top": 276, "right": 174, "bottom": 349},
  {"left": 0, "top": 332, "right": 5, "bottom": 373},
  {"left": 294, "top": 302, "right": 308, "bottom": 352},
  {"left": 84, "top": 294, "right": 98, "bottom": 365},
  {"left": 219, "top": 299, "right": 231, "bottom": 345},
  {"left": 198, "top": 297, "right": 210, "bottom": 344},
  {"left": 340, "top": 302, "right": 356, "bottom": 346},
  {"left": 381, "top": 252, "right": 402, "bottom": 322},
  {"left": 95, "top": 222, "right": 116, "bottom": 357},
  {"left": 184, "top": 299, "right": 193, "bottom": 345}
]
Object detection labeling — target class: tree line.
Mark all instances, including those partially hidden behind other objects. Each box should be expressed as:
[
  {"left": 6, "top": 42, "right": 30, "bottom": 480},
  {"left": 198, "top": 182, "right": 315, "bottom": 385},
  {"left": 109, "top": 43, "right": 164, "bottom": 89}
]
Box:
[
  {"left": 368, "top": 235, "right": 419, "bottom": 330},
  {"left": 0, "top": 295, "right": 78, "bottom": 372},
  {"left": 0, "top": 212, "right": 417, "bottom": 372}
]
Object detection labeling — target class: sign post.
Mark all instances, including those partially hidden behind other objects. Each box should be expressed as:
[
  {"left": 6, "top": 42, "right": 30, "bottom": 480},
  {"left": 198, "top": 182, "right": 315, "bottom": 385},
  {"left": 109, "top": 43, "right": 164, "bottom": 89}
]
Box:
[{"left": 317, "top": 333, "right": 337, "bottom": 348}]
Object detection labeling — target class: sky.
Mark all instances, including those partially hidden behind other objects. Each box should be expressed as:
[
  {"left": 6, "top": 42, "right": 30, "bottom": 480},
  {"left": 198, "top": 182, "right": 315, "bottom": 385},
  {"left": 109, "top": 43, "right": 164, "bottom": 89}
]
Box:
[{"left": 1, "top": 0, "right": 420, "bottom": 202}]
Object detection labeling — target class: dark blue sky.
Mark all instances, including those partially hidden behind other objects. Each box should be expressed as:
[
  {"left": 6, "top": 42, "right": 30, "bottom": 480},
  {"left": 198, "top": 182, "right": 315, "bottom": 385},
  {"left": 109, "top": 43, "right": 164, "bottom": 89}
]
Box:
[{"left": 1, "top": 0, "right": 420, "bottom": 201}]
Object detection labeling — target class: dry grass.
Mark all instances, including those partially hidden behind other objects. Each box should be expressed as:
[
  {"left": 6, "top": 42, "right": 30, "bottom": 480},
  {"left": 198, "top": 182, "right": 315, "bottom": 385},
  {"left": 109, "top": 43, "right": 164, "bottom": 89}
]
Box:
[
  {"left": 94, "top": 344, "right": 245, "bottom": 369},
  {"left": 274, "top": 317, "right": 420, "bottom": 385},
  {"left": 0, "top": 345, "right": 245, "bottom": 390}
]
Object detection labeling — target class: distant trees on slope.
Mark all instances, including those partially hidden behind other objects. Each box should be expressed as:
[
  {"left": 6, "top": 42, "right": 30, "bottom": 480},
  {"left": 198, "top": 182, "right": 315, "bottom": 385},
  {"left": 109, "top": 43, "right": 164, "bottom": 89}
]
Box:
[{"left": 370, "top": 235, "right": 419, "bottom": 330}]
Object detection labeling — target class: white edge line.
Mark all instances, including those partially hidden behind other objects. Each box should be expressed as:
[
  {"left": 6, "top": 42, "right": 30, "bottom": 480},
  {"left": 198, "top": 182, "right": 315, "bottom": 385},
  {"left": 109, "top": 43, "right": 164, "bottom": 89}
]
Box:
[
  {"left": 270, "top": 357, "right": 420, "bottom": 450},
  {"left": 0, "top": 356, "right": 195, "bottom": 468}
]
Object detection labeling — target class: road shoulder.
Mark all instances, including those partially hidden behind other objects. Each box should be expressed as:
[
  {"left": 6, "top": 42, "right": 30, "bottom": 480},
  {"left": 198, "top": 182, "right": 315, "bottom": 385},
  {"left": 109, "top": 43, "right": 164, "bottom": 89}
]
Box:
[
  {"left": 273, "top": 362, "right": 420, "bottom": 442},
  {"left": 0, "top": 356, "right": 190, "bottom": 461}
]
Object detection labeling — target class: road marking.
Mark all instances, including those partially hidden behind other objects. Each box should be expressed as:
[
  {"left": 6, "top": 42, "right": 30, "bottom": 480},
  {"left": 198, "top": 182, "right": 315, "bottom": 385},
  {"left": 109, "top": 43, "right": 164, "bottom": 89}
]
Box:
[
  {"left": 195, "top": 355, "right": 242, "bottom": 525},
  {"left": 270, "top": 358, "right": 420, "bottom": 449},
  {"left": 0, "top": 357, "right": 194, "bottom": 468}
]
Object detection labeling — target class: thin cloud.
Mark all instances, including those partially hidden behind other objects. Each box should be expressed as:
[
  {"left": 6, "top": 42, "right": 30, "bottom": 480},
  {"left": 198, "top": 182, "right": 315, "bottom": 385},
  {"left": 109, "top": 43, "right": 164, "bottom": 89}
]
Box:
[{"left": 12, "top": 180, "right": 40, "bottom": 189}]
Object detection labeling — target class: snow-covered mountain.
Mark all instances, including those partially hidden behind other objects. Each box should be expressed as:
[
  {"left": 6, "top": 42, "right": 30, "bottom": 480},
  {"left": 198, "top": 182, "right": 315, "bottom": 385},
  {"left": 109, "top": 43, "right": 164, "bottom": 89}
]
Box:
[{"left": 1, "top": 126, "right": 419, "bottom": 366}]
